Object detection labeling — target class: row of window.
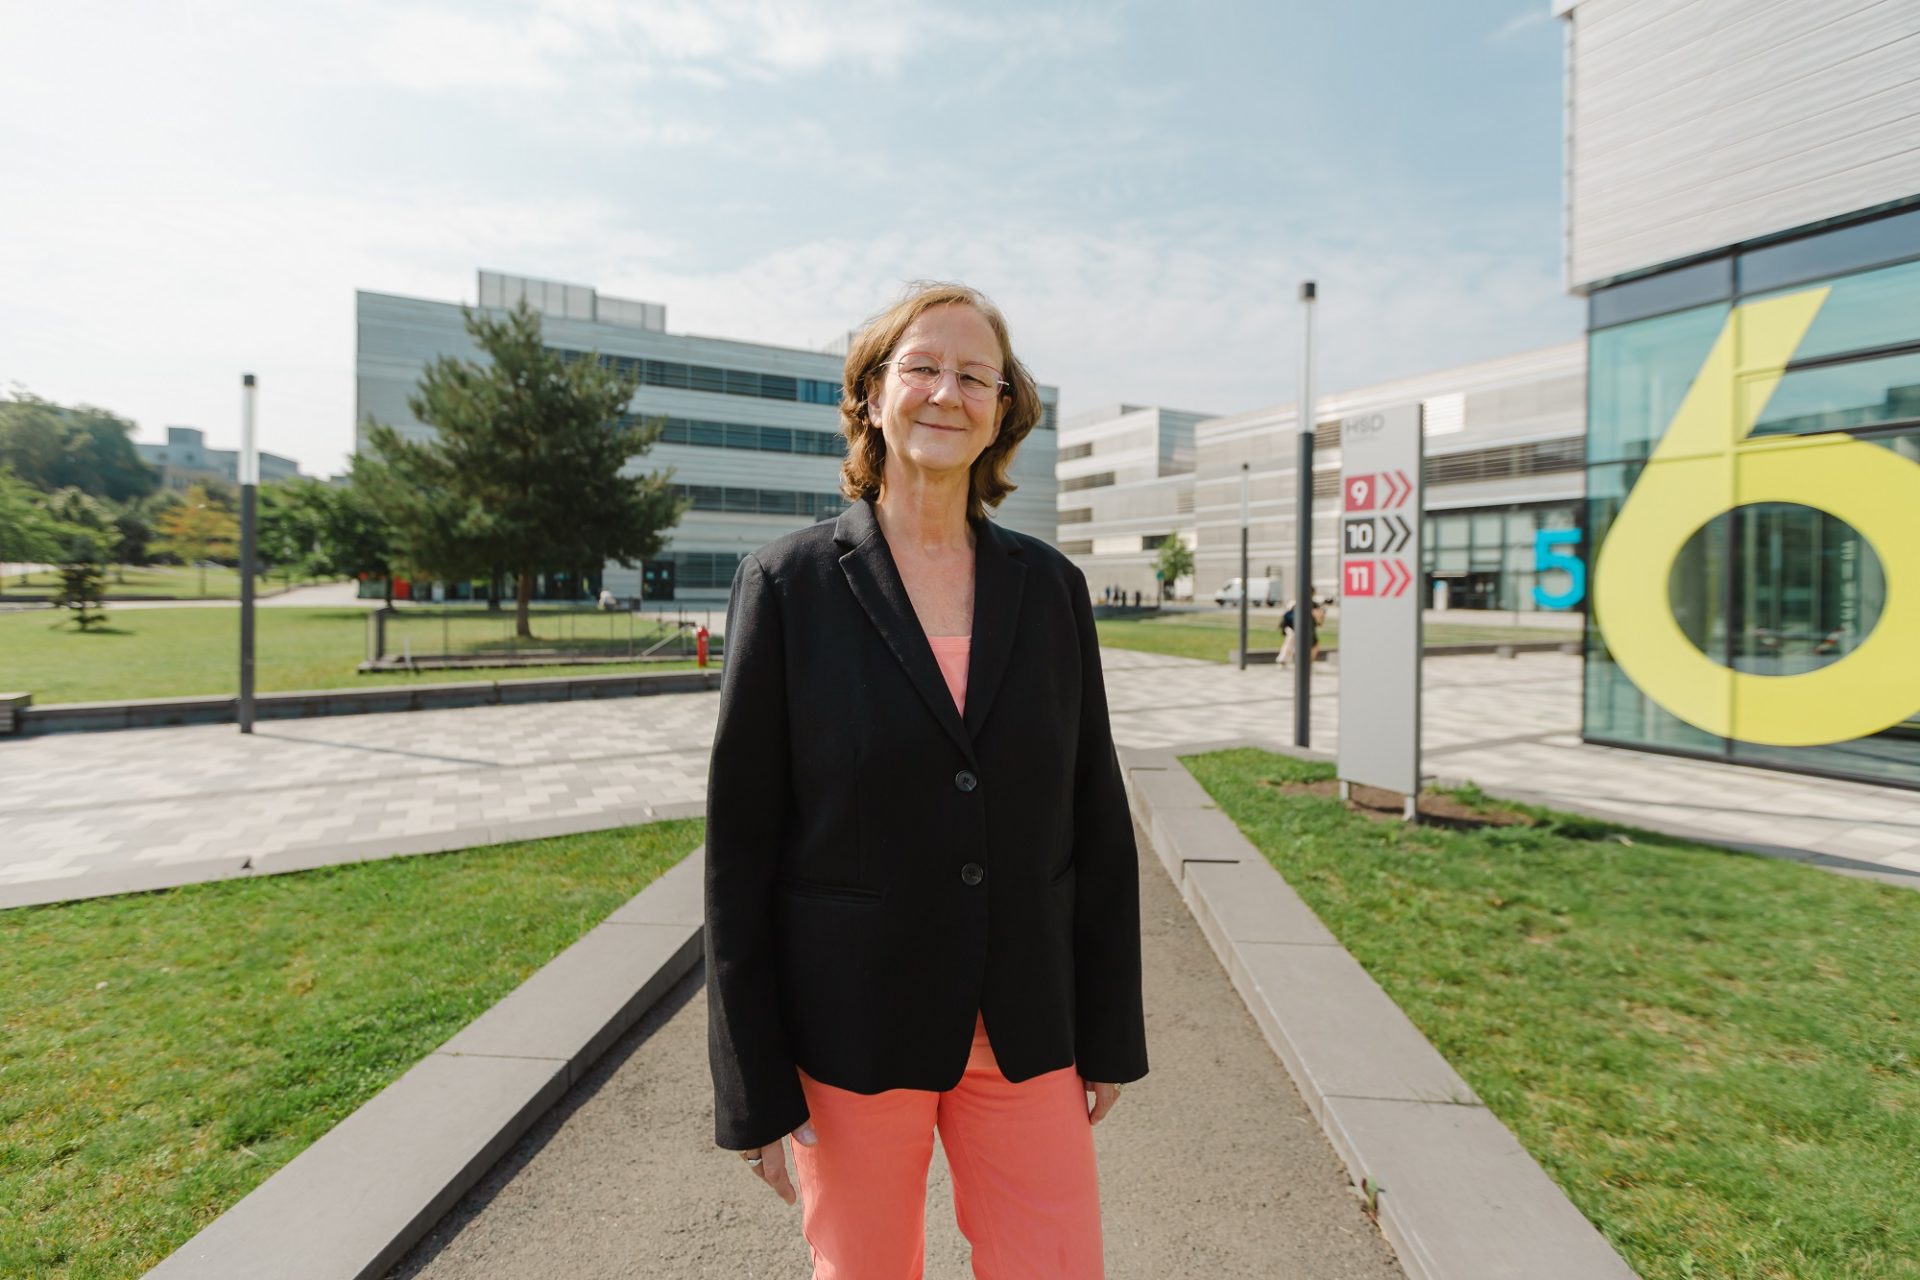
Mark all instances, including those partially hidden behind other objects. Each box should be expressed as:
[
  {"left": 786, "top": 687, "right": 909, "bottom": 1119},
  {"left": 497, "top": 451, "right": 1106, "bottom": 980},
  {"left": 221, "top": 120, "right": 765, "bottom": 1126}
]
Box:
[
  {"left": 653, "top": 550, "right": 749, "bottom": 591},
  {"left": 557, "top": 348, "right": 844, "bottom": 406},
  {"left": 672, "top": 484, "right": 849, "bottom": 519},
  {"left": 630, "top": 414, "right": 848, "bottom": 458},
  {"left": 559, "top": 346, "right": 1060, "bottom": 431}
]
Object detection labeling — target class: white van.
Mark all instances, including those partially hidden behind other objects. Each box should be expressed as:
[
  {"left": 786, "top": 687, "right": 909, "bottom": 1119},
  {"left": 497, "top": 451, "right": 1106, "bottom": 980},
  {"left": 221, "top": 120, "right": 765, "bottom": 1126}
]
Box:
[{"left": 1213, "top": 577, "right": 1281, "bottom": 607}]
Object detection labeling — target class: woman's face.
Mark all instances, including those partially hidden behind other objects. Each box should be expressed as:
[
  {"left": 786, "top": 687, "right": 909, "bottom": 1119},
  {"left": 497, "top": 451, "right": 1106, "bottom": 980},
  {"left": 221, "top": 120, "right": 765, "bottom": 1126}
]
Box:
[{"left": 868, "top": 303, "right": 1009, "bottom": 489}]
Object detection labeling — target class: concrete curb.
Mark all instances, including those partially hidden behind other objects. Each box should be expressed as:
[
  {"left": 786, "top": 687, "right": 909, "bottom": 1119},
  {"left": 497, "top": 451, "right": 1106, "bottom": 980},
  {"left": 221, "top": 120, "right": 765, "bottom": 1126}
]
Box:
[
  {"left": 0, "top": 801, "right": 710, "bottom": 912},
  {"left": 143, "top": 846, "right": 708, "bottom": 1280},
  {"left": 1121, "top": 742, "right": 1635, "bottom": 1280},
  {"left": 15, "top": 669, "right": 723, "bottom": 737}
]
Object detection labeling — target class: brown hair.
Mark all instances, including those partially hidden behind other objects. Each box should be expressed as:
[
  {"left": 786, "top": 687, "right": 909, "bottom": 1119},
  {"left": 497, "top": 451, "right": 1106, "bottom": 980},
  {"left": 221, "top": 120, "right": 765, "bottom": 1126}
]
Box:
[{"left": 839, "top": 282, "right": 1044, "bottom": 521}]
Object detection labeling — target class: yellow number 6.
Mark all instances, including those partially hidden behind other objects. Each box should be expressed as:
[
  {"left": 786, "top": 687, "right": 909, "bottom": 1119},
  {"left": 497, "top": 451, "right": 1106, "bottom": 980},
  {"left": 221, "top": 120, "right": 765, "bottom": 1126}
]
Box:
[{"left": 1592, "top": 288, "right": 1920, "bottom": 747}]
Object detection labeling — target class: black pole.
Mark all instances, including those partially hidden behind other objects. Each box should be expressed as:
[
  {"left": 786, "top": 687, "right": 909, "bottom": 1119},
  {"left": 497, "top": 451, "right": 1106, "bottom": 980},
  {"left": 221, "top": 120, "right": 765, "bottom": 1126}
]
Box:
[
  {"left": 1293, "top": 280, "right": 1317, "bottom": 747},
  {"left": 239, "top": 373, "right": 257, "bottom": 734},
  {"left": 1237, "top": 463, "right": 1249, "bottom": 671}
]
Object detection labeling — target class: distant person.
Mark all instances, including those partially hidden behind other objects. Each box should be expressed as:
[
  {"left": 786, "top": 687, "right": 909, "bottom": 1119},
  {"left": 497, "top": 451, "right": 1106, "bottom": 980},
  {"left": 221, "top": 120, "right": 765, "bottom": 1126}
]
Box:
[
  {"left": 706, "top": 281, "right": 1146, "bottom": 1278},
  {"left": 1278, "top": 591, "right": 1326, "bottom": 666},
  {"left": 596, "top": 587, "right": 618, "bottom": 612}
]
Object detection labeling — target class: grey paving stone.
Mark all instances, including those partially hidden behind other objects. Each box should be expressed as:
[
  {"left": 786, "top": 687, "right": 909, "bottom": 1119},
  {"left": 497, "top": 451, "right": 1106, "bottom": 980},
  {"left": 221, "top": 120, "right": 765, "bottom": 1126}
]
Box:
[
  {"left": 145, "top": 1053, "right": 567, "bottom": 1280},
  {"left": 1321, "top": 1096, "right": 1636, "bottom": 1280},
  {"left": 1183, "top": 857, "right": 1340, "bottom": 947},
  {"left": 605, "top": 848, "right": 704, "bottom": 927},
  {"left": 1152, "top": 803, "right": 1250, "bottom": 875},
  {"left": 440, "top": 921, "right": 702, "bottom": 1086},
  {"left": 1229, "top": 941, "right": 1480, "bottom": 1121}
]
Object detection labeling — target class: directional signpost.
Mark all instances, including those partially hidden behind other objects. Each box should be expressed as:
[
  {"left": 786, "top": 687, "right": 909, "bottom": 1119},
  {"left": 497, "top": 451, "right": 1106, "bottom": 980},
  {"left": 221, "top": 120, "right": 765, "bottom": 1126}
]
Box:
[{"left": 1336, "top": 403, "right": 1424, "bottom": 816}]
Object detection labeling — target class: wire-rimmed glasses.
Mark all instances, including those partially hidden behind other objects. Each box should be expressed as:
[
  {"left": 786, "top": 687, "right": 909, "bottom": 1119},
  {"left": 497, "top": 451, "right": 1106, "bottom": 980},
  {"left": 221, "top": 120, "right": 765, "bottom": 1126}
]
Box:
[{"left": 880, "top": 352, "right": 1009, "bottom": 402}]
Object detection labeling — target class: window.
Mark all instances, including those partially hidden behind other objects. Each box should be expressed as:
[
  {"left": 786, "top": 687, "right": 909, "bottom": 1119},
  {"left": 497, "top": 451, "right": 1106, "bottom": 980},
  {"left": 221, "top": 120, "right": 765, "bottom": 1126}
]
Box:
[
  {"left": 1059, "top": 540, "right": 1093, "bottom": 555},
  {"left": 1061, "top": 472, "right": 1115, "bottom": 493},
  {"left": 672, "top": 484, "right": 847, "bottom": 519}
]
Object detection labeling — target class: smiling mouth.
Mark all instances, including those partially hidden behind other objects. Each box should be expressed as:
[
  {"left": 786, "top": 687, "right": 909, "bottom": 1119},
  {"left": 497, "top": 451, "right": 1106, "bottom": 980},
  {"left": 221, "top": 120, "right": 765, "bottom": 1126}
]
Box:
[{"left": 916, "top": 421, "right": 966, "bottom": 431}]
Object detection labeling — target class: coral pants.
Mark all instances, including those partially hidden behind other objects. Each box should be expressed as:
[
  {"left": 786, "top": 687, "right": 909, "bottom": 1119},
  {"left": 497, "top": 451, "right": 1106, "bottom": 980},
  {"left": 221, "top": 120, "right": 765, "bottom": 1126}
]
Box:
[{"left": 791, "top": 1013, "right": 1104, "bottom": 1279}]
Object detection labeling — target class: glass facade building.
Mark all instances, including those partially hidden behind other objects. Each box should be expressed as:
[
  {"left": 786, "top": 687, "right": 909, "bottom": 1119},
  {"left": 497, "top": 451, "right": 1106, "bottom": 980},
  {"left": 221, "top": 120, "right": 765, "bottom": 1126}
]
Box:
[{"left": 1582, "top": 206, "right": 1920, "bottom": 788}]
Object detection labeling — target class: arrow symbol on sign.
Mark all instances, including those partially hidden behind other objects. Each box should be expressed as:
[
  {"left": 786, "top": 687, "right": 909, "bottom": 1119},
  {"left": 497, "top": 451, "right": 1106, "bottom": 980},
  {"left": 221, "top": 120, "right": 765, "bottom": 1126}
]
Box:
[
  {"left": 1383, "top": 514, "right": 1410, "bottom": 554},
  {"left": 1389, "top": 470, "right": 1413, "bottom": 508},
  {"left": 1382, "top": 559, "right": 1411, "bottom": 597}
]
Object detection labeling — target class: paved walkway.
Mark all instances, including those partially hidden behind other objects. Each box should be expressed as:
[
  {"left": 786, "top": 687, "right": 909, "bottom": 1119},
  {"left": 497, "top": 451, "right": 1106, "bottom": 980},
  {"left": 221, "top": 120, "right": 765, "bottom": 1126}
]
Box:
[
  {"left": 4, "top": 651, "right": 1916, "bottom": 907},
  {"left": 383, "top": 822, "right": 1406, "bottom": 1280}
]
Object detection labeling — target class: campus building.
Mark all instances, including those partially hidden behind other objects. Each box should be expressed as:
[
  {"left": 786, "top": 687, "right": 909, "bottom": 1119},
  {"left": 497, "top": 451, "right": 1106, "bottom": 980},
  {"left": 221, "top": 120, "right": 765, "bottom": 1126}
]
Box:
[
  {"left": 1186, "top": 342, "right": 1586, "bottom": 612},
  {"left": 1055, "top": 404, "right": 1207, "bottom": 602},
  {"left": 135, "top": 426, "right": 304, "bottom": 493},
  {"left": 1559, "top": 0, "right": 1920, "bottom": 787},
  {"left": 355, "top": 270, "right": 1059, "bottom": 603}
]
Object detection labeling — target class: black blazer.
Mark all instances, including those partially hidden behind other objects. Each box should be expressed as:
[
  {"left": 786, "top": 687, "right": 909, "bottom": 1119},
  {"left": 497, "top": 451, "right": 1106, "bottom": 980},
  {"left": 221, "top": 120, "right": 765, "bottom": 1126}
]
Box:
[{"left": 705, "top": 498, "right": 1148, "bottom": 1150}]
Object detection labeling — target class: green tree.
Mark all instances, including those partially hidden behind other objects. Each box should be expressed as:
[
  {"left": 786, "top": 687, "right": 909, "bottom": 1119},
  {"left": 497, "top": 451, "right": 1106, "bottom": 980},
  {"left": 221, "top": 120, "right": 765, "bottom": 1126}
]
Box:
[
  {"left": 362, "top": 303, "right": 685, "bottom": 637},
  {"left": 1154, "top": 537, "right": 1196, "bottom": 601},
  {"left": 320, "top": 462, "right": 402, "bottom": 605},
  {"left": 42, "top": 489, "right": 113, "bottom": 629},
  {"left": 152, "top": 483, "right": 239, "bottom": 597},
  {"left": 257, "top": 478, "right": 330, "bottom": 588},
  {"left": 0, "top": 467, "right": 63, "bottom": 597},
  {"left": 0, "top": 391, "right": 158, "bottom": 502}
]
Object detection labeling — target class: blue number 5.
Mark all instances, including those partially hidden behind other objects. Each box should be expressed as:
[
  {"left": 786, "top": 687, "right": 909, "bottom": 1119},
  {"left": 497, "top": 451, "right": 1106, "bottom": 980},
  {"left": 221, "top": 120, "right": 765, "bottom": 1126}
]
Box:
[{"left": 1533, "top": 528, "right": 1585, "bottom": 610}]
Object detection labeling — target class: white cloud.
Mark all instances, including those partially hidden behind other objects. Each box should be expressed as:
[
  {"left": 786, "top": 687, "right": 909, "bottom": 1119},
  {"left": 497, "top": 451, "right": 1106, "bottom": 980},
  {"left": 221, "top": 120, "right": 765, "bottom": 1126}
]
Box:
[{"left": 1489, "top": 7, "right": 1552, "bottom": 43}]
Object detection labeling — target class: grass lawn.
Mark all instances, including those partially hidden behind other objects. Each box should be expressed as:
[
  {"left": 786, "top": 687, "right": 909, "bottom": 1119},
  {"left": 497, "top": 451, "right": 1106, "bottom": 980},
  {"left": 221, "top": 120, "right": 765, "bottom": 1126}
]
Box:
[
  {"left": 0, "top": 566, "right": 320, "bottom": 600},
  {"left": 1096, "top": 614, "right": 1572, "bottom": 663},
  {"left": 1184, "top": 748, "right": 1920, "bottom": 1280},
  {"left": 0, "top": 607, "right": 711, "bottom": 703},
  {"left": 0, "top": 818, "right": 704, "bottom": 1279}
]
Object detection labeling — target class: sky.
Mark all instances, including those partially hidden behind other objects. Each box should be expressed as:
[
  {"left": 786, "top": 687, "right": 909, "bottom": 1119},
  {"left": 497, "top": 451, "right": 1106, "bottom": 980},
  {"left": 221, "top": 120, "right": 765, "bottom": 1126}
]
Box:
[{"left": 0, "top": 0, "right": 1578, "bottom": 478}]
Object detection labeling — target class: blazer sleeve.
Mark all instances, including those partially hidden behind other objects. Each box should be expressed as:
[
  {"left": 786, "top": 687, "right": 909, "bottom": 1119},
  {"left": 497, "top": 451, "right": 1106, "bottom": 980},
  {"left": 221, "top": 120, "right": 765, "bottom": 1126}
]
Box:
[
  {"left": 705, "top": 553, "right": 810, "bottom": 1150},
  {"left": 1066, "top": 567, "right": 1150, "bottom": 1084}
]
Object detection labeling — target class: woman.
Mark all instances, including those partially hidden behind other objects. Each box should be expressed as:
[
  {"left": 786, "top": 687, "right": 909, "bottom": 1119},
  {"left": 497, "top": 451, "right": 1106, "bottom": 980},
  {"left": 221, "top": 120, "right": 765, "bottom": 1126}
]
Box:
[{"left": 705, "top": 282, "right": 1148, "bottom": 1278}]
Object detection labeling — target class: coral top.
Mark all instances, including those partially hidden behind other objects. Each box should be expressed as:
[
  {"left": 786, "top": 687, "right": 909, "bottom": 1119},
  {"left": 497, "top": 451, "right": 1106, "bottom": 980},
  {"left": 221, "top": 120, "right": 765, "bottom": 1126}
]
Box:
[{"left": 926, "top": 634, "right": 970, "bottom": 714}]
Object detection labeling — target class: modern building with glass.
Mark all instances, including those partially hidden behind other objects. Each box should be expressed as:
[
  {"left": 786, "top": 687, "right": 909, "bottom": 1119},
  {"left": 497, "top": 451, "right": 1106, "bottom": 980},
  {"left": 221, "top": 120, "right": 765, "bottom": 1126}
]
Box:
[
  {"left": 1055, "top": 403, "right": 1207, "bottom": 601},
  {"left": 1560, "top": 0, "right": 1920, "bottom": 787},
  {"left": 135, "top": 426, "right": 304, "bottom": 493},
  {"left": 1187, "top": 341, "right": 1586, "bottom": 612},
  {"left": 356, "top": 270, "right": 1059, "bottom": 604}
]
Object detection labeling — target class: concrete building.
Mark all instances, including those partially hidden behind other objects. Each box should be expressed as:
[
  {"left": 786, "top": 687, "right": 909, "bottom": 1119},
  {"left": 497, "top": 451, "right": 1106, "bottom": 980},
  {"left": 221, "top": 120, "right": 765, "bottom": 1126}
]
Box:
[
  {"left": 1189, "top": 342, "right": 1586, "bottom": 613},
  {"left": 356, "top": 270, "right": 1059, "bottom": 603},
  {"left": 135, "top": 427, "right": 303, "bottom": 493},
  {"left": 1559, "top": 0, "right": 1920, "bottom": 788},
  {"left": 1056, "top": 404, "right": 1207, "bottom": 601}
]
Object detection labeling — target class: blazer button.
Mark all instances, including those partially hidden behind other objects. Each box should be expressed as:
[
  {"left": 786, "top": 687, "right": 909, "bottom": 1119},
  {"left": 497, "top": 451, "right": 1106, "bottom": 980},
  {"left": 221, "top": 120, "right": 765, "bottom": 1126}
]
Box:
[
  {"left": 954, "top": 769, "right": 979, "bottom": 793},
  {"left": 961, "top": 862, "right": 984, "bottom": 886}
]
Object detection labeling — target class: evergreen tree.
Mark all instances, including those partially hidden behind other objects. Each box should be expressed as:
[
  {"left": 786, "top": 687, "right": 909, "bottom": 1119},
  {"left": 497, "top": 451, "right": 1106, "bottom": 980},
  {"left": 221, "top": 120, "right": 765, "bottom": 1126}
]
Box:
[{"left": 362, "top": 303, "right": 685, "bottom": 637}]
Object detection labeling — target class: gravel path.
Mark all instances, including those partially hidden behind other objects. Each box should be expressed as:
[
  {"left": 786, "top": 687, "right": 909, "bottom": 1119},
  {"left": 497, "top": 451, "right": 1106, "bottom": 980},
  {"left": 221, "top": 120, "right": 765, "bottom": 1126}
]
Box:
[{"left": 386, "top": 822, "right": 1404, "bottom": 1279}]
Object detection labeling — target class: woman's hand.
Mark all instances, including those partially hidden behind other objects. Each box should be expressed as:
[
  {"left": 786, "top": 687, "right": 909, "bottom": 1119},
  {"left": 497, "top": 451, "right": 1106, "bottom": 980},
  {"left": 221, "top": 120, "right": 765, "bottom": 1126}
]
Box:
[
  {"left": 737, "top": 1121, "right": 817, "bottom": 1205},
  {"left": 1083, "top": 1079, "right": 1124, "bottom": 1126}
]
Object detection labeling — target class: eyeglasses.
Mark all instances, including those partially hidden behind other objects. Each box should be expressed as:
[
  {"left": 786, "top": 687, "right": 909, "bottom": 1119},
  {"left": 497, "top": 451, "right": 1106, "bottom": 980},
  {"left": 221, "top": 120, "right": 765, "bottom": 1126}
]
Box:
[{"left": 880, "top": 352, "right": 1009, "bottom": 402}]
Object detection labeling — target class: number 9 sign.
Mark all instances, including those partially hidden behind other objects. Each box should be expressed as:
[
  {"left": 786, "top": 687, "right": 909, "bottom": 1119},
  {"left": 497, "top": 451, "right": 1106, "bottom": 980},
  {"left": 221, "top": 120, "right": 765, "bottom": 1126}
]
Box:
[{"left": 1592, "top": 287, "right": 1920, "bottom": 747}]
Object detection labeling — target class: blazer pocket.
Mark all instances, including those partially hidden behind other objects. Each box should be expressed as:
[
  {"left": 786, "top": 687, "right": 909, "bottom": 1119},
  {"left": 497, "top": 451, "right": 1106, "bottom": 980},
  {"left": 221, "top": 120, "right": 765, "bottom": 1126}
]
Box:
[
  {"left": 777, "top": 876, "right": 885, "bottom": 906},
  {"left": 1047, "top": 860, "right": 1077, "bottom": 889}
]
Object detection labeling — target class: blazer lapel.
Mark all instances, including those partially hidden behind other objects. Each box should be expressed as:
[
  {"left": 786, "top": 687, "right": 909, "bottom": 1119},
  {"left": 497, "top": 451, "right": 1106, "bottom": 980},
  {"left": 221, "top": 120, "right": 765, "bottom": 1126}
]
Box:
[
  {"left": 835, "top": 500, "right": 975, "bottom": 763},
  {"left": 963, "top": 515, "right": 1027, "bottom": 741}
]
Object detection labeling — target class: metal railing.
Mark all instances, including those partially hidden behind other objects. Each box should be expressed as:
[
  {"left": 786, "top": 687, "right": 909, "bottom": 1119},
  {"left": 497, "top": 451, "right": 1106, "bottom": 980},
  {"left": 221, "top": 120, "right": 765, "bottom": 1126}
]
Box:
[{"left": 365, "top": 605, "right": 720, "bottom": 670}]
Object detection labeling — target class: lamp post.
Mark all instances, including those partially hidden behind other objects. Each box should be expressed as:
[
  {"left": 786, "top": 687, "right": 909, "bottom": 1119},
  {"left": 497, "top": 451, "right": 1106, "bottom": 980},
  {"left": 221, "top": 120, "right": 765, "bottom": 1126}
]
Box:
[
  {"left": 1237, "top": 462, "right": 1249, "bottom": 671},
  {"left": 1294, "top": 281, "right": 1316, "bottom": 747},
  {"left": 239, "top": 374, "right": 257, "bottom": 735}
]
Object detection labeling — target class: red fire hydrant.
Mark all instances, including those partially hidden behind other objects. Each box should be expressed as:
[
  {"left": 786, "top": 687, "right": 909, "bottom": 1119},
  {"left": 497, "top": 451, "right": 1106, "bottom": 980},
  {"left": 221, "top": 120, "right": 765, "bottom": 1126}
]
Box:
[{"left": 696, "top": 625, "right": 710, "bottom": 669}]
